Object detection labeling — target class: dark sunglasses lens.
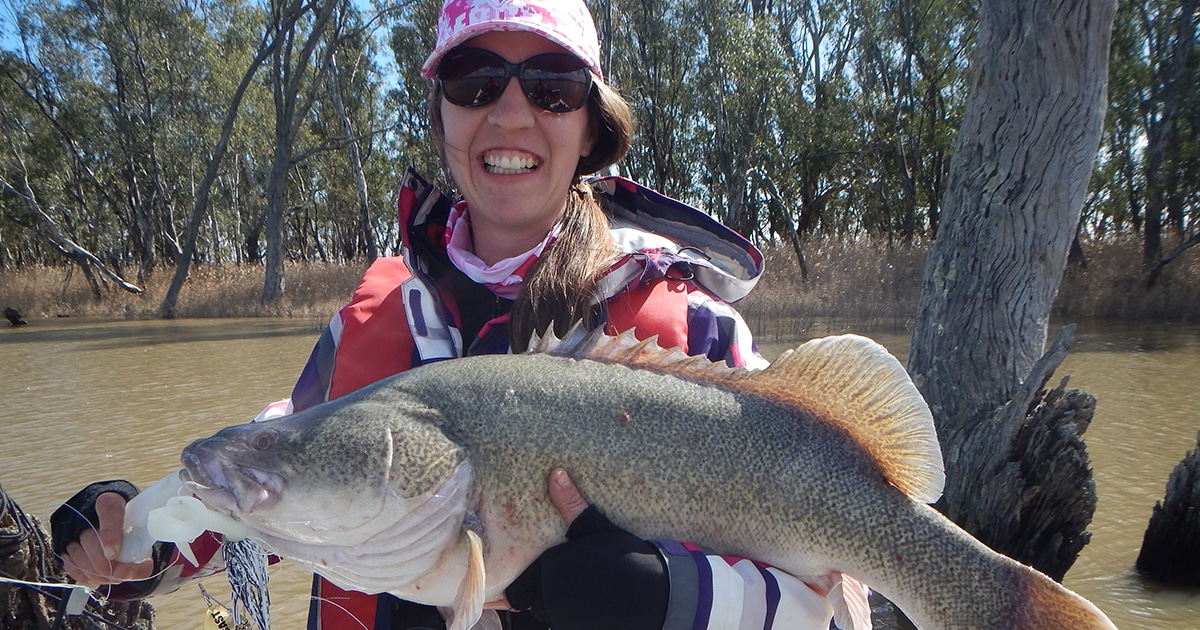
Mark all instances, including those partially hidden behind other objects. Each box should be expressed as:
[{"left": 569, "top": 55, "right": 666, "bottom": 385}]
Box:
[
  {"left": 520, "top": 54, "right": 592, "bottom": 112},
  {"left": 439, "top": 49, "right": 508, "bottom": 107},
  {"left": 438, "top": 49, "right": 592, "bottom": 112}
]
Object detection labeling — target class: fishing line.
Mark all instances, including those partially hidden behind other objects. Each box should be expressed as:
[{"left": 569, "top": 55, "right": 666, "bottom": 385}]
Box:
[
  {"left": 0, "top": 573, "right": 143, "bottom": 629},
  {"left": 0, "top": 575, "right": 91, "bottom": 613},
  {"left": 306, "top": 595, "right": 373, "bottom": 630}
]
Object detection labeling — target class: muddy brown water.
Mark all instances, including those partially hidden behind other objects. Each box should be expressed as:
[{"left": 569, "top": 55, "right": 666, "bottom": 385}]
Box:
[{"left": 2, "top": 317, "right": 1197, "bottom": 628}]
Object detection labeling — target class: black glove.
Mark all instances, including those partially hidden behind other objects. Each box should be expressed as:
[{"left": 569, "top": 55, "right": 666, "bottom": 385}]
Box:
[
  {"left": 50, "top": 479, "right": 173, "bottom": 599},
  {"left": 50, "top": 479, "right": 140, "bottom": 557},
  {"left": 505, "top": 506, "right": 669, "bottom": 630}
]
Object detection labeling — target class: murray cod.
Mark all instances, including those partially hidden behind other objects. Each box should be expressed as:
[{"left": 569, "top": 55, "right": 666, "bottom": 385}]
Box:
[{"left": 176, "top": 327, "right": 1116, "bottom": 630}]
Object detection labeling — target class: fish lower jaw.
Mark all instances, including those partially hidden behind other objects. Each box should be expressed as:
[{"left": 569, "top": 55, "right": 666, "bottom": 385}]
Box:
[{"left": 185, "top": 481, "right": 274, "bottom": 518}]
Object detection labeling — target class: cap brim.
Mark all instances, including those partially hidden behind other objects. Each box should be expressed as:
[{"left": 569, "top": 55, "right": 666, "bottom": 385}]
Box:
[{"left": 420, "top": 20, "right": 602, "bottom": 79}]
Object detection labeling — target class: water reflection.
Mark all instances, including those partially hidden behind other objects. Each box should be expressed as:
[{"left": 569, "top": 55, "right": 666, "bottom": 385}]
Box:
[{"left": 2, "top": 317, "right": 1198, "bottom": 628}]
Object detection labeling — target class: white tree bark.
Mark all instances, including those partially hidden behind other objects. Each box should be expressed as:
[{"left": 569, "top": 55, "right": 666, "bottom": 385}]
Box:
[{"left": 905, "top": 0, "right": 1116, "bottom": 578}]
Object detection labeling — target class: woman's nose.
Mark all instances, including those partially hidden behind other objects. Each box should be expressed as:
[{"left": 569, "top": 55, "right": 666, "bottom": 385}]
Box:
[{"left": 485, "top": 76, "right": 536, "bottom": 129}]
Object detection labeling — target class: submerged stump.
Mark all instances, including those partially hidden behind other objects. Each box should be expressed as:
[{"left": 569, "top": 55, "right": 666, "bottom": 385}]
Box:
[
  {"left": 1136, "top": 432, "right": 1200, "bottom": 585},
  {"left": 1, "top": 482, "right": 155, "bottom": 630}
]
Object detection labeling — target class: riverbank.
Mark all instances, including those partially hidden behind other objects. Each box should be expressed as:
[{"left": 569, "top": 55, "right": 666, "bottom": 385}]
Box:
[{"left": 1, "top": 238, "right": 1197, "bottom": 327}]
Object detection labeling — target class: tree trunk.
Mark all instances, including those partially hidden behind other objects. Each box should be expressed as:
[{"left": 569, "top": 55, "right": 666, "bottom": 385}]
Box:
[
  {"left": 1139, "top": 0, "right": 1197, "bottom": 267},
  {"left": 0, "top": 151, "right": 142, "bottom": 297},
  {"left": 326, "top": 48, "right": 378, "bottom": 262},
  {"left": 906, "top": 0, "right": 1115, "bottom": 579},
  {"left": 261, "top": 0, "right": 340, "bottom": 305},
  {"left": 261, "top": 145, "right": 291, "bottom": 304},
  {"left": 158, "top": 2, "right": 310, "bottom": 318}
]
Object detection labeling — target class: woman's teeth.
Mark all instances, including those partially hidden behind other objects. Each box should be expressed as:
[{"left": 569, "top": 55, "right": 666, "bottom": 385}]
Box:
[{"left": 485, "top": 154, "right": 538, "bottom": 175}]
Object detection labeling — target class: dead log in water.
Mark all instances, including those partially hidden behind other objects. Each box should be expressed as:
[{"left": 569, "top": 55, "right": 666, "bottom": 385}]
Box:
[
  {"left": 1, "top": 482, "right": 154, "bottom": 630},
  {"left": 1136, "top": 433, "right": 1200, "bottom": 586}
]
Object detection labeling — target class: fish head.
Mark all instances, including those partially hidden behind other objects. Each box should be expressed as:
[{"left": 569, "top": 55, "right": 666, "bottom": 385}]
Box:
[{"left": 179, "top": 390, "right": 468, "bottom": 546}]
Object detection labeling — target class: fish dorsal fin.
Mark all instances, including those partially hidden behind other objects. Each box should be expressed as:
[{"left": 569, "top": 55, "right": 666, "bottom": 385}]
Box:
[
  {"left": 531, "top": 326, "right": 944, "bottom": 503},
  {"left": 748, "top": 334, "right": 944, "bottom": 503},
  {"left": 530, "top": 322, "right": 744, "bottom": 380}
]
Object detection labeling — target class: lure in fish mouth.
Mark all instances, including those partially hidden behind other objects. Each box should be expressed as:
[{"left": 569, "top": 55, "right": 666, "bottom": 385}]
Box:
[{"left": 180, "top": 443, "right": 283, "bottom": 516}]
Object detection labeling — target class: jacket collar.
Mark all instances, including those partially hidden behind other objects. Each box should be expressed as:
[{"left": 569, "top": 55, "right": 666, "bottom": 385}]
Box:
[{"left": 395, "top": 167, "right": 764, "bottom": 304}]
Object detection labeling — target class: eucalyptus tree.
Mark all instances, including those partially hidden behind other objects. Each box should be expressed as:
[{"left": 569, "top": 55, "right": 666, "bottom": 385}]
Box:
[
  {"left": 850, "top": 0, "right": 971, "bottom": 241},
  {"left": 0, "top": 0, "right": 249, "bottom": 292},
  {"left": 908, "top": 0, "right": 1116, "bottom": 583},
  {"left": 160, "top": 0, "right": 313, "bottom": 317},
  {"left": 760, "top": 0, "right": 859, "bottom": 273},
  {"left": 324, "top": 22, "right": 380, "bottom": 262},
  {"left": 257, "top": 0, "right": 340, "bottom": 304},
  {"left": 382, "top": 0, "right": 444, "bottom": 188},
  {"left": 604, "top": 0, "right": 704, "bottom": 199},
  {"left": 0, "top": 58, "right": 141, "bottom": 296},
  {"left": 688, "top": 0, "right": 786, "bottom": 240},
  {"left": 1091, "top": 0, "right": 1199, "bottom": 279}
]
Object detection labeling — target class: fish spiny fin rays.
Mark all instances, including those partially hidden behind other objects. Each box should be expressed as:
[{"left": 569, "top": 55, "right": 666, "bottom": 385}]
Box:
[
  {"left": 448, "top": 530, "right": 487, "bottom": 630},
  {"left": 529, "top": 322, "right": 742, "bottom": 380},
  {"left": 759, "top": 335, "right": 944, "bottom": 503},
  {"left": 828, "top": 572, "right": 872, "bottom": 630},
  {"left": 532, "top": 326, "right": 944, "bottom": 504}
]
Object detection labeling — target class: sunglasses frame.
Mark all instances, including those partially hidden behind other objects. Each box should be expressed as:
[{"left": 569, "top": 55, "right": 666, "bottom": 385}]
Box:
[{"left": 437, "top": 47, "right": 594, "bottom": 113}]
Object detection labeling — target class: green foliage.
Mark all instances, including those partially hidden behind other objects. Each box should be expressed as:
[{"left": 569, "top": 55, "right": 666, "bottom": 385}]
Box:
[
  {"left": 1089, "top": 0, "right": 1199, "bottom": 257},
  {"left": 0, "top": 0, "right": 1195, "bottom": 294}
]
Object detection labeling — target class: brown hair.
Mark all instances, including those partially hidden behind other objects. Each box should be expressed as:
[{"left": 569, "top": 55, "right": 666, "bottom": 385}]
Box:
[{"left": 428, "top": 76, "right": 636, "bottom": 350}]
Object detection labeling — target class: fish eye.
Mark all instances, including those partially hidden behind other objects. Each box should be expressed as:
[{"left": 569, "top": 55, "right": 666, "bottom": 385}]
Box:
[{"left": 252, "top": 430, "right": 277, "bottom": 451}]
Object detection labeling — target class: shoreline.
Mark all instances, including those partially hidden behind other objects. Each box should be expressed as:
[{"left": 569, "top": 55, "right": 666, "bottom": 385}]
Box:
[{"left": 2, "top": 238, "right": 1197, "bottom": 325}]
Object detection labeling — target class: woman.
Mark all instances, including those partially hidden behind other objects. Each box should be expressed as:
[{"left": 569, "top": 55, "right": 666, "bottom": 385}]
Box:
[{"left": 52, "top": 1, "right": 835, "bottom": 628}]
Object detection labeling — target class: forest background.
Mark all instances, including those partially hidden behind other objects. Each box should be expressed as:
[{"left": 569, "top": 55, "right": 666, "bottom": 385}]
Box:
[{"left": 0, "top": 0, "right": 1197, "bottom": 327}]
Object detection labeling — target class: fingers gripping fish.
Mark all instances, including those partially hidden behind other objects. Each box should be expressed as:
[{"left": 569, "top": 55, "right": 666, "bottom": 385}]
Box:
[{"left": 167, "top": 327, "right": 1116, "bottom": 630}]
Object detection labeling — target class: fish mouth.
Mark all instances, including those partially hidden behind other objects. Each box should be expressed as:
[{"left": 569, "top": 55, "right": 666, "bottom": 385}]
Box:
[{"left": 180, "top": 447, "right": 282, "bottom": 516}]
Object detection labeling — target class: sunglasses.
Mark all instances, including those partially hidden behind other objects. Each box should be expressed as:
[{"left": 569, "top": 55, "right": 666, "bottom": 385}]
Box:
[{"left": 437, "top": 48, "right": 594, "bottom": 113}]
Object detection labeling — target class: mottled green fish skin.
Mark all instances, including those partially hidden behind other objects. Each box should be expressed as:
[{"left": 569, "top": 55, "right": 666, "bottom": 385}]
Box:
[{"left": 184, "top": 334, "right": 1115, "bottom": 630}]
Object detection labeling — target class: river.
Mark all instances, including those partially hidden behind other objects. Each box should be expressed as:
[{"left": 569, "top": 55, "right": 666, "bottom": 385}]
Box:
[{"left": 1, "top": 317, "right": 1197, "bottom": 628}]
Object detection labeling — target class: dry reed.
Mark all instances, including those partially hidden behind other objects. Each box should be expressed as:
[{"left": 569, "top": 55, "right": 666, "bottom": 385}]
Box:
[
  {"left": 0, "top": 262, "right": 366, "bottom": 320},
  {"left": 0, "top": 238, "right": 1196, "bottom": 327}
]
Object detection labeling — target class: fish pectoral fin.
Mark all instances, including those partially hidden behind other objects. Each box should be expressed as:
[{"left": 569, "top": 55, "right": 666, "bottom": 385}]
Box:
[
  {"left": 829, "top": 572, "right": 872, "bottom": 630},
  {"left": 447, "top": 529, "right": 487, "bottom": 630},
  {"left": 472, "top": 610, "right": 502, "bottom": 630}
]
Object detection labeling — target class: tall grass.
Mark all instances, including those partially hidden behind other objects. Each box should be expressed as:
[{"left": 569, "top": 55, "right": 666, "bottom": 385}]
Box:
[
  {"left": 0, "top": 262, "right": 367, "bottom": 320},
  {"left": 0, "top": 238, "right": 1196, "bottom": 326},
  {"left": 740, "top": 239, "right": 929, "bottom": 341},
  {"left": 1053, "top": 238, "right": 1200, "bottom": 322}
]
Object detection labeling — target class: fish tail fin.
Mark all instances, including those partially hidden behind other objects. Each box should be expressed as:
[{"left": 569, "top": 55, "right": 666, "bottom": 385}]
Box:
[{"left": 1010, "top": 566, "right": 1116, "bottom": 629}]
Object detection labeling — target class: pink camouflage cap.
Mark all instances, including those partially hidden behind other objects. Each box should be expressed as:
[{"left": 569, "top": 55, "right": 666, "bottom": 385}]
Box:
[{"left": 420, "top": 0, "right": 603, "bottom": 80}]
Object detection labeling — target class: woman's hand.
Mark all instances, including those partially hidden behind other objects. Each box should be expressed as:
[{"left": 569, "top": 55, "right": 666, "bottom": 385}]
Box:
[
  {"left": 546, "top": 467, "right": 589, "bottom": 524},
  {"left": 501, "top": 467, "right": 670, "bottom": 630},
  {"left": 56, "top": 491, "right": 154, "bottom": 587}
]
